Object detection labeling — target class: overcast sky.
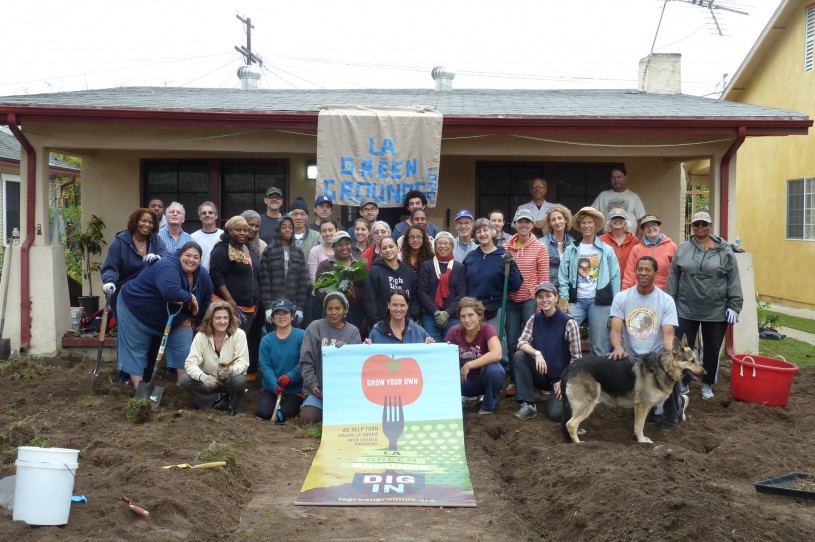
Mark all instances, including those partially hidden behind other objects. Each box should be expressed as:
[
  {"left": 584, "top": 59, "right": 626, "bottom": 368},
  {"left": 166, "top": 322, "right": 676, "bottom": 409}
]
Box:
[{"left": 0, "top": 0, "right": 779, "bottom": 98}]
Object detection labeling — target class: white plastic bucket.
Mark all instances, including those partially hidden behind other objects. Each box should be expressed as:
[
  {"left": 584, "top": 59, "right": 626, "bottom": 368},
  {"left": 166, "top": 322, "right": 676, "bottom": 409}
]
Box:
[
  {"left": 16, "top": 446, "right": 79, "bottom": 464},
  {"left": 13, "top": 447, "right": 79, "bottom": 525}
]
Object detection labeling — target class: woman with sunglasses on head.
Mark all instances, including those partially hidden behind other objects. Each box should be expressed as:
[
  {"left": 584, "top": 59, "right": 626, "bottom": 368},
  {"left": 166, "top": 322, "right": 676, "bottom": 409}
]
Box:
[
  {"left": 667, "top": 212, "right": 742, "bottom": 401},
  {"left": 360, "top": 220, "right": 391, "bottom": 270}
]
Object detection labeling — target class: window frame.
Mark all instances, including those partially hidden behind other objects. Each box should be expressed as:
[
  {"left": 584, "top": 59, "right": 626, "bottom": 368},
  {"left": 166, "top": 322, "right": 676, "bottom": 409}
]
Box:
[
  {"left": 786, "top": 177, "right": 814, "bottom": 240},
  {"left": 806, "top": 4, "right": 815, "bottom": 73}
]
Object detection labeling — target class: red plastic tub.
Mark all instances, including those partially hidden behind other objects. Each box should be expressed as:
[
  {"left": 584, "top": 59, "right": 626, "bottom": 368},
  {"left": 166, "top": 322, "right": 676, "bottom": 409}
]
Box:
[{"left": 730, "top": 354, "right": 799, "bottom": 407}]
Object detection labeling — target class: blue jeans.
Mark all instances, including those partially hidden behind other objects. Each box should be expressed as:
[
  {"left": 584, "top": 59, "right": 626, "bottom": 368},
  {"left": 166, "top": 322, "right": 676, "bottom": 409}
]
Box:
[
  {"left": 569, "top": 297, "right": 611, "bottom": 356},
  {"left": 422, "top": 313, "right": 460, "bottom": 343},
  {"left": 505, "top": 299, "right": 537, "bottom": 356},
  {"left": 460, "top": 362, "right": 505, "bottom": 412}
]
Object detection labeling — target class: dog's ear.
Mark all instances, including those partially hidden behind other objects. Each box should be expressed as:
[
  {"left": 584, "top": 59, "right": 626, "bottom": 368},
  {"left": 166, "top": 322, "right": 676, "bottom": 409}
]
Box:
[
  {"left": 672, "top": 336, "right": 683, "bottom": 355},
  {"left": 680, "top": 334, "right": 690, "bottom": 349}
]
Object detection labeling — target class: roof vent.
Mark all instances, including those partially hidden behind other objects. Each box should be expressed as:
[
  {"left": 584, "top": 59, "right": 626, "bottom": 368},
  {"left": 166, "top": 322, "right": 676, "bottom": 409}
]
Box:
[
  {"left": 431, "top": 66, "right": 455, "bottom": 92},
  {"left": 237, "top": 64, "right": 262, "bottom": 90},
  {"left": 638, "top": 53, "right": 681, "bottom": 94}
]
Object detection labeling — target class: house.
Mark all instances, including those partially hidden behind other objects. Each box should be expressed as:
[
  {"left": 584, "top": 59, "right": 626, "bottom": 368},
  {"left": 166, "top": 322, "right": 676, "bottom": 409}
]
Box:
[
  {"left": 0, "top": 55, "right": 810, "bottom": 356},
  {"left": 723, "top": 0, "right": 815, "bottom": 310},
  {"left": 0, "top": 129, "right": 79, "bottom": 245}
]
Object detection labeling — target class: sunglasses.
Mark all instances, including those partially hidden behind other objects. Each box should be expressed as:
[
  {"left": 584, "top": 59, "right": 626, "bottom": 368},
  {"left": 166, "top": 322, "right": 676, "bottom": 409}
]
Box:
[{"left": 691, "top": 222, "right": 710, "bottom": 228}]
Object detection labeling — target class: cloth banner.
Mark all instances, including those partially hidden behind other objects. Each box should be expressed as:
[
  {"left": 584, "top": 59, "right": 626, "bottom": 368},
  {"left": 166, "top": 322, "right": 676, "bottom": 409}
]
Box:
[
  {"left": 316, "top": 105, "right": 443, "bottom": 208},
  {"left": 295, "top": 343, "right": 475, "bottom": 507}
]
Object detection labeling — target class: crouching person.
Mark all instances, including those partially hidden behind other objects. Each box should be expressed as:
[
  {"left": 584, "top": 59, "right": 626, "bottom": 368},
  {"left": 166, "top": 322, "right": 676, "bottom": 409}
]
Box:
[
  {"left": 180, "top": 301, "right": 249, "bottom": 414},
  {"left": 256, "top": 299, "right": 305, "bottom": 422},
  {"left": 512, "top": 281, "right": 581, "bottom": 421}
]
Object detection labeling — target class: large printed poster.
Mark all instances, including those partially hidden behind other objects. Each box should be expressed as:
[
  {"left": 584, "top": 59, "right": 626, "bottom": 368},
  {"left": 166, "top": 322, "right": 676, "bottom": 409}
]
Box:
[
  {"left": 295, "top": 343, "right": 475, "bottom": 506},
  {"left": 316, "top": 105, "right": 443, "bottom": 208}
]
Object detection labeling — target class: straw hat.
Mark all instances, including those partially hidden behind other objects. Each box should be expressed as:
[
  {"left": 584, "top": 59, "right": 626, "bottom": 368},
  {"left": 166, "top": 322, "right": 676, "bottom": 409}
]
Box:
[{"left": 570, "top": 207, "right": 605, "bottom": 231}]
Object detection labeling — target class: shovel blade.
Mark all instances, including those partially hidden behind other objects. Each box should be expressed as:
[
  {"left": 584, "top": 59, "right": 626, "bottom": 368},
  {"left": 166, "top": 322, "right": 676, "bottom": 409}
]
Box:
[
  {"left": 135, "top": 381, "right": 165, "bottom": 410},
  {"left": 148, "top": 385, "right": 165, "bottom": 411},
  {"left": 91, "top": 372, "right": 100, "bottom": 394}
]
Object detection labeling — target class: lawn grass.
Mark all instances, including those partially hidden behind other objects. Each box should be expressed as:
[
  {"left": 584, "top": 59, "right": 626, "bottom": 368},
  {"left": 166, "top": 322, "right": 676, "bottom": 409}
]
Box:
[
  {"left": 755, "top": 337, "right": 815, "bottom": 367},
  {"left": 768, "top": 311, "right": 815, "bottom": 335}
]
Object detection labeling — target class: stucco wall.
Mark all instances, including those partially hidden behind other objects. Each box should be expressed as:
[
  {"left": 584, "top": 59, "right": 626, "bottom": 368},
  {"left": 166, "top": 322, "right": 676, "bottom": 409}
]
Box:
[{"left": 729, "top": 5, "right": 815, "bottom": 308}]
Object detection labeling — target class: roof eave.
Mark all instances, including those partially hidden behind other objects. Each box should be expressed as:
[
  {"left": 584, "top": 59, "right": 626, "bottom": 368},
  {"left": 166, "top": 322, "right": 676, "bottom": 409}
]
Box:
[{"left": 0, "top": 105, "right": 809, "bottom": 137}]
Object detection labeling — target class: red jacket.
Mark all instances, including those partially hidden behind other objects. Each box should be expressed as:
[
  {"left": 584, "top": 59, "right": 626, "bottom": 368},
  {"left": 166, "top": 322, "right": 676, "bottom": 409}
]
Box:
[
  {"left": 599, "top": 232, "right": 638, "bottom": 278},
  {"left": 622, "top": 234, "right": 677, "bottom": 290}
]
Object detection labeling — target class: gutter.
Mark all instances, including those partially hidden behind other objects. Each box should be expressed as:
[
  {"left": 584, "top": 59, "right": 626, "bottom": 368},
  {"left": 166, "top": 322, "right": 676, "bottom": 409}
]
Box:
[
  {"left": 6, "top": 114, "right": 34, "bottom": 351},
  {"left": 719, "top": 127, "right": 746, "bottom": 357}
]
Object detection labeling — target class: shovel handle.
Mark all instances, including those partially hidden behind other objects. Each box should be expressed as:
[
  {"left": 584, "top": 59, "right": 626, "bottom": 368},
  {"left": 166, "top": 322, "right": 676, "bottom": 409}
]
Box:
[{"left": 192, "top": 461, "right": 227, "bottom": 469}]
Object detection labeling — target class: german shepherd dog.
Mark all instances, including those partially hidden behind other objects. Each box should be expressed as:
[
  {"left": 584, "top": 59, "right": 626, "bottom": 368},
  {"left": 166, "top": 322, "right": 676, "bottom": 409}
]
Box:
[{"left": 560, "top": 336, "right": 706, "bottom": 444}]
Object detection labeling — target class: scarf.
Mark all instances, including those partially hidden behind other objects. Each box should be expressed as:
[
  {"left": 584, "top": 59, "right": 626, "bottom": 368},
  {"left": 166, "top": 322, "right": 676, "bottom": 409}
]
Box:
[
  {"left": 433, "top": 253, "right": 455, "bottom": 309},
  {"left": 222, "top": 216, "right": 250, "bottom": 264}
]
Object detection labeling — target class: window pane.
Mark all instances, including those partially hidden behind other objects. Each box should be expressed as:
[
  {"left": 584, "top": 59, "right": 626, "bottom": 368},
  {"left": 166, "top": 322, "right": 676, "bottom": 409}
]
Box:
[
  {"left": 223, "top": 162, "right": 255, "bottom": 192},
  {"left": 787, "top": 179, "right": 804, "bottom": 239}
]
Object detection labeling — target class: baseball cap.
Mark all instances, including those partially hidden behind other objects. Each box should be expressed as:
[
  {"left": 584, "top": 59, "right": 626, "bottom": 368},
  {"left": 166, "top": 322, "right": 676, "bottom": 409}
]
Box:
[
  {"left": 360, "top": 198, "right": 378, "bottom": 208},
  {"left": 607, "top": 208, "right": 627, "bottom": 220},
  {"left": 513, "top": 208, "right": 534, "bottom": 223},
  {"left": 314, "top": 195, "right": 333, "bottom": 207},
  {"left": 271, "top": 299, "right": 295, "bottom": 314},
  {"left": 265, "top": 187, "right": 283, "bottom": 197},
  {"left": 454, "top": 209, "right": 474, "bottom": 222},
  {"left": 640, "top": 215, "right": 662, "bottom": 228},
  {"left": 691, "top": 211, "right": 712, "bottom": 224},
  {"left": 534, "top": 281, "right": 558, "bottom": 295},
  {"left": 331, "top": 230, "right": 352, "bottom": 245}
]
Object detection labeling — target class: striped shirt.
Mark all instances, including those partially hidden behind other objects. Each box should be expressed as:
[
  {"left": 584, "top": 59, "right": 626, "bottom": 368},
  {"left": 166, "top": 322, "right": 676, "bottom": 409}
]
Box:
[{"left": 504, "top": 234, "right": 550, "bottom": 302}]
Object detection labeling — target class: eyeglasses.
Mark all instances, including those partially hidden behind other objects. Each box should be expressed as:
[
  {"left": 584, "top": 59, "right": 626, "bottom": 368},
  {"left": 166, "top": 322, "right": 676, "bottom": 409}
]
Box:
[
  {"left": 408, "top": 236, "right": 423, "bottom": 241},
  {"left": 361, "top": 206, "right": 377, "bottom": 212},
  {"left": 266, "top": 194, "right": 283, "bottom": 200},
  {"left": 199, "top": 211, "right": 215, "bottom": 216},
  {"left": 691, "top": 222, "right": 710, "bottom": 228},
  {"left": 531, "top": 185, "right": 546, "bottom": 190}
]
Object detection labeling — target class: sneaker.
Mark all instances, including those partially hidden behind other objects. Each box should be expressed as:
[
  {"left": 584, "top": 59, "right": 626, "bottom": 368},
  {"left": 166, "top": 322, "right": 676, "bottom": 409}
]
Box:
[
  {"left": 478, "top": 409, "right": 493, "bottom": 415},
  {"left": 462, "top": 396, "right": 482, "bottom": 408},
  {"left": 505, "top": 384, "right": 516, "bottom": 397},
  {"left": 701, "top": 384, "right": 714, "bottom": 400},
  {"left": 680, "top": 394, "right": 690, "bottom": 423},
  {"left": 514, "top": 403, "right": 537, "bottom": 420},
  {"left": 660, "top": 422, "right": 678, "bottom": 434}
]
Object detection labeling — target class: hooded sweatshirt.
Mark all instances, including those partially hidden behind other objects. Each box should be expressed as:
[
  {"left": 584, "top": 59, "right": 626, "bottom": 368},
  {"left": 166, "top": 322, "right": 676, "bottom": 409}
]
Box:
[
  {"left": 364, "top": 258, "right": 419, "bottom": 324},
  {"left": 622, "top": 234, "right": 677, "bottom": 290},
  {"left": 666, "top": 234, "right": 743, "bottom": 322},
  {"left": 463, "top": 245, "right": 523, "bottom": 309}
]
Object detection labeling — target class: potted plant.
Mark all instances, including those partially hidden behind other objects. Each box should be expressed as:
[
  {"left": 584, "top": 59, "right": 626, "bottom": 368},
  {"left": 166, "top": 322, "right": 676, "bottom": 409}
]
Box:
[{"left": 71, "top": 214, "right": 107, "bottom": 315}]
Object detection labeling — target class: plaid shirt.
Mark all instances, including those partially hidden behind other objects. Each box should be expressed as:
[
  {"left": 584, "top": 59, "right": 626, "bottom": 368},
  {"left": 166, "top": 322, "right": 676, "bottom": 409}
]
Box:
[{"left": 517, "top": 310, "right": 582, "bottom": 363}]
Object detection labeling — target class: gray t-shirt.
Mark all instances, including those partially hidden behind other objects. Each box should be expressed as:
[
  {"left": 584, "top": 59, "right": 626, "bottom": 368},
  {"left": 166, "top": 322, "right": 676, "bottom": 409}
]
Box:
[
  {"left": 590, "top": 189, "right": 646, "bottom": 227},
  {"left": 299, "top": 319, "right": 361, "bottom": 397},
  {"left": 610, "top": 287, "right": 677, "bottom": 355}
]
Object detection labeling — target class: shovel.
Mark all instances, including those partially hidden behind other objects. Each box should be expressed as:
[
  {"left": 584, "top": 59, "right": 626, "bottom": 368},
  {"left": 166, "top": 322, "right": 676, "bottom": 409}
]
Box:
[
  {"left": 272, "top": 391, "right": 284, "bottom": 424},
  {"left": 135, "top": 302, "right": 184, "bottom": 410},
  {"left": 161, "top": 461, "right": 226, "bottom": 470},
  {"left": 90, "top": 293, "right": 112, "bottom": 393}
]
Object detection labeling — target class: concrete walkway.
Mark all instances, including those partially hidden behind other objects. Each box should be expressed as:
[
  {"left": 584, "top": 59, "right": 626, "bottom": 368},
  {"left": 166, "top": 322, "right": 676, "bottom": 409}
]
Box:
[{"left": 770, "top": 302, "right": 815, "bottom": 345}]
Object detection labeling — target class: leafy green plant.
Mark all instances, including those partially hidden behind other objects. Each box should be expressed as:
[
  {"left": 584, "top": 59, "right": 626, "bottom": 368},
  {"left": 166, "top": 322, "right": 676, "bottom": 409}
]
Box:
[
  {"left": 69, "top": 214, "right": 106, "bottom": 296},
  {"left": 314, "top": 259, "right": 368, "bottom": 297},
  {"left": 194, "top": 440, "right": 236, "bottom": 466},
  {"left": 126, "top": 398, "right": 151, "bottom": 424},
  {"left": 756, "top": 297, "right": 780, "bottom": 330}
]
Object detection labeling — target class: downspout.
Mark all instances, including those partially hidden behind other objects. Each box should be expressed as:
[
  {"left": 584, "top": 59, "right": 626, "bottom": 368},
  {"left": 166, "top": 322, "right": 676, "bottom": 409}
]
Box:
[
  {"left": 719, "top": 126, "right": 746, "bottom": 356},
  {"left": 7, "top": 114, "right": 34, "bottom": 352}
]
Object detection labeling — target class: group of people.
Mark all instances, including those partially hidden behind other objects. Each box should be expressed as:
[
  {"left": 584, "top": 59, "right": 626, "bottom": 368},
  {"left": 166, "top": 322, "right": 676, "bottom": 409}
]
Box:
[{"left": 98, "top": 166, "right": 743, "bottom": 431}]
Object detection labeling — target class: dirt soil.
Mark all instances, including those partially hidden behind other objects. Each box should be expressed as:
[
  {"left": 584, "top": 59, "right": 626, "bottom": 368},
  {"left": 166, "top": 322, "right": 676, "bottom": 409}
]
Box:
[{"left": 1, "top": 355, "right": 814, "bottom": 542}]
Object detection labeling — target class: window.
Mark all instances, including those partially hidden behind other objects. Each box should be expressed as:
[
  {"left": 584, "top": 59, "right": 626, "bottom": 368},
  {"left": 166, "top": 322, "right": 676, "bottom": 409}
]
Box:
[
  {"left": 806, "top": 5, "right": 815, "bottom": 72},
  {"left": 787, "top": 178, "right": 814, "bottom": 240},
  {"left": 2, "top": 174, "right": 20, "bottom": 245},
  {"left": 142, "top": 160, "right": 288, "bottom": 231}
]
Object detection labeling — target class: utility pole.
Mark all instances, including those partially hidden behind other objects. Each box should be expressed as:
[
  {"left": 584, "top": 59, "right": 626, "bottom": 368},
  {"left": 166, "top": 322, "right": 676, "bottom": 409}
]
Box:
[{"left": 235, "top": 14, "right": 263, "bottom": 66}]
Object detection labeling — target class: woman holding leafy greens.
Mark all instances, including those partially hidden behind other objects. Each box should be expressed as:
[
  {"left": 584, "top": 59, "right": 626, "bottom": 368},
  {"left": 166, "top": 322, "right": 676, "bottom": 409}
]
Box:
[{"left": 314, "top": 231, "right": 367, "bottom": 332}]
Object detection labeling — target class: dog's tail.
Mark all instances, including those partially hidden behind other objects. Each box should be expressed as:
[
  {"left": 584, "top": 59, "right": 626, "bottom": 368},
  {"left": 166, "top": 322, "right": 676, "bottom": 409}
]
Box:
[{"left": 560, "top": 377, "right": 573, "bottom": 443}]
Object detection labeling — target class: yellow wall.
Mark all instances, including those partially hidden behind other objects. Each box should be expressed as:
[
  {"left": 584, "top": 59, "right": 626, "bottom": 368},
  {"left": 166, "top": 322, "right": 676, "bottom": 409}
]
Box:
[{"left": 729, "top": 3, "right": 815, "bottom": 308}]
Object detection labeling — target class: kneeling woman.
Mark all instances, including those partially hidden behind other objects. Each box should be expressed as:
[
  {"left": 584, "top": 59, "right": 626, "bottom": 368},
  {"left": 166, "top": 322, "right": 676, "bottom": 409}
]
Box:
[
  {"left": 256, "top": 299, "right": 305, "bottom": 422},
  {"left": 367, "top": 289, "right": 433, "bottom": 344},
  {"left": 117, "top": 242, "right": 213, "bottom": 388},
  {"left": 180, "top": 301, "right": 249, "bottom": 413},
  {"left": 300, "top": 292, "right": 362, "bottom": 423},
  {"left": 445, "top": 297, "right": 505, "bottom": 414}
]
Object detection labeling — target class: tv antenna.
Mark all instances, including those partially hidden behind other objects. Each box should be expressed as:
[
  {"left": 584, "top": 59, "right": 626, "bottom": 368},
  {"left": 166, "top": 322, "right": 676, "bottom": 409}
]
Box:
[
  {"left": 650, "top": 0, "right": 749, "bottom": 54},
  {"left": 235, "top": 14, "right": 263, "bottom": 66}
]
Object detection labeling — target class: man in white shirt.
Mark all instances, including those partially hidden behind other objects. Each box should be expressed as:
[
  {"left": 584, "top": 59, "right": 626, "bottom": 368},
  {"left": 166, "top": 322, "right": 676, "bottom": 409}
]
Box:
[
  {"left": 591, "top": 167, "right": 646, "bottom": 228},
  {"left": 191, "top": 201, "right": 223, "bottom": 269},
  {"left": 516, "top": 178, "right": 554, "bottom": 236}
]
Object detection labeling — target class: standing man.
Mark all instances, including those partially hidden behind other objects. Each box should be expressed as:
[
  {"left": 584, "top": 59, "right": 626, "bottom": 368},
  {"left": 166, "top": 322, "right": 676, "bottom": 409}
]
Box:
[
  {"left": 452, "top": 210, "right": 477, "bottom": 263},
  {"left": 259, "top": 187, "right": 285, "bottom": 245},
  {"left": 516, "top": 178, "right": 554, "bottom": 237},
  {"left": 158, "top": 201, "right": 193, "bottom": 254},
  {"left": 392, "top": 190, "right": 440, "bottom": 239},
  {"left": 289, "top": 196, "right": 322, "bottom": 327},
  {"left": 347, "top": 198, "right": 379, "bottom": 236},
  {"left": 191, "top": 201, "right": 223, "bottom": 269},
  {"left": 609, "top": 255, "right": 685, "bottom": 433},
  {"left": 591, "top": 167, "right": 646, "bottom": 228},
  {"left": 309, "top": 195, "right": 334, "bottom": 232},
  {"left": 149, "top": 198, "right": 167, "bottom": 230},
  {"left": 512, "top": 281, "right": 582, "bottom": 420}
]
